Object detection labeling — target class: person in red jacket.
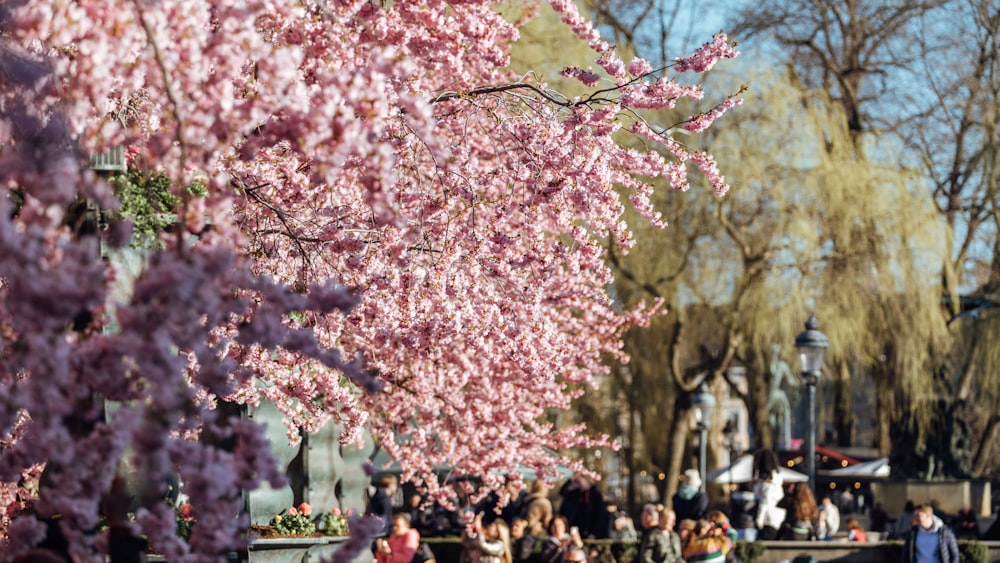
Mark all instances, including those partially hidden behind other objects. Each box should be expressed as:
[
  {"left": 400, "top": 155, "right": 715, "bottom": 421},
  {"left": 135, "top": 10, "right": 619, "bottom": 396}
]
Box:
[
  {"left": 375, "top": 513, "right": 421, "bottom": 563},
  {"left": 846, "top": 518, "right": 868, "bottom": 542}
]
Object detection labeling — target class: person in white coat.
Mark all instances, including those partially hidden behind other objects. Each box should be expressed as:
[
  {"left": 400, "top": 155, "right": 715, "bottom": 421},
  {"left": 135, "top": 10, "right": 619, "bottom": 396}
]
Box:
[
  {"left": 752, "top": 449, "right": 786, "bottom": 540},
  {"left": 818, "top": 495, "right": 841, "bottom": 540}
]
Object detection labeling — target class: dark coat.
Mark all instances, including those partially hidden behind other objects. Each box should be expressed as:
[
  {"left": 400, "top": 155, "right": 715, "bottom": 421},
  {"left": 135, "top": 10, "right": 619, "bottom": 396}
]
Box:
[
  {"left": 558, "top": 483, "right": 609, "bottom": 539},
  {"left": 365, "top": 487, "right": 394, "bottom": 536},
  {"left": 902, "top": 524, "right": 959, "bottom": 563}
]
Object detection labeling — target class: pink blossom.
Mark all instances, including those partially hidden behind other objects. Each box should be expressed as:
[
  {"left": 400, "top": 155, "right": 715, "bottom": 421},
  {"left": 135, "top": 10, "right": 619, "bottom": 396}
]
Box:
[
  {"left": 627, "top": 57, "right": 652, "bottom": 77},
  {"left": 0, "top": 0, "right": 738, "bottom": 557},
  {"left": 674, "top": 32, "right": 740, "bottom": 73}
]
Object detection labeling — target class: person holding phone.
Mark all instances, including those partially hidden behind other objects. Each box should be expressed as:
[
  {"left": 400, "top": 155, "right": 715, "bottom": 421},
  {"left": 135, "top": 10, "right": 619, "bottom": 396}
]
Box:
[
  {"left": 461, "top": 511, "right": 513, "bottom": 563},
  {"left": 540, "top": 516, "right": 583, "bottom": 563}
]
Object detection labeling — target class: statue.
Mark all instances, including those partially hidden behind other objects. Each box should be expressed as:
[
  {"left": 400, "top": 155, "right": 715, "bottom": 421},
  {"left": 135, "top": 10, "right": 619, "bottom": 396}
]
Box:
[{"left": 767, "top": 344, "right": 798, "bottom": 449}]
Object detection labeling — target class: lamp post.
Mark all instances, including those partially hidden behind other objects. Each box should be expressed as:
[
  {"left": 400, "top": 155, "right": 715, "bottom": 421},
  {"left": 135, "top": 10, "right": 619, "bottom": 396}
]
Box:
[
  {"left": 794, "top": 314, "right": 828, "bottom": 494},
  {"left": 692, "top": 384, "right": 716, "bottom": 493}
]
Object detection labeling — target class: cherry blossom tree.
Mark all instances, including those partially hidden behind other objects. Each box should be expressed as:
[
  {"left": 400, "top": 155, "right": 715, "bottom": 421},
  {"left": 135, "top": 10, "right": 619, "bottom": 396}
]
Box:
[{"left": 0, "top": 0, "right": 739, "bottom": 560}]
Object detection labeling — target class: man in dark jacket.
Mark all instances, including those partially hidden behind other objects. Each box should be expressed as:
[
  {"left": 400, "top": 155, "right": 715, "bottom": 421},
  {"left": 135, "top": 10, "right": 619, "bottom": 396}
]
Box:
[
  {"left": 558, "top": 473, "right": 609, "bottom": 539},
  {"left": 671, "top": 469, "right": 708, "bottom": 522},
  {"left": 365, "top": 474, "right": 398, "bottom": 536},
  {"left": 902, "top": 504, "right": 959, "bottom": 563}
]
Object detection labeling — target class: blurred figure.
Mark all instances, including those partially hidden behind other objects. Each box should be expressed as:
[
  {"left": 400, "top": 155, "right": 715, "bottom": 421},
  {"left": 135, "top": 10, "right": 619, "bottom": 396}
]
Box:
[
  {"left": 540, "top": 516, "right": 583, "bottom": 563},
  {"left": 676, "top": 519, "right": 696, "bottom": 551},
  {"left": 523, "top": 481, "right": 553, "bottom": 539},
  {"left": 953, "top": 505, "right": 979, "bottom": 540},
  {"left": 845, "top": 518, "right": 867, "bottom": 542},
  {"left": 682, "top": 519, "right": 733, "bottom": 563},
  {"left": 366, "top": 474, "right": 399, "bottom": 536},
  {"left": 839, "top": 487, "right": 854, "bottom": 515},
  {"left": 706, "top": 511, "right": 738, "bottom": 545},
  {"left": 606, "top": 500, "right": 637, "bottom": 541},
  {"left": 510, "top": 517, "right": 538, "bottom": 563},
  {"left": 632, "top": 504, "right": 666, "bottom": 563},
  {"left": 562, "top": 545, "right": 587, "bottom": 563},
  {"left": 729, "top": 482, "right": 758, "bottom": 542},
  {"left": 779, "top": 482, "right": 818, "bottom": 540},
  {"left": 374, "top": 513, "right": 421, "bottom": 563},
  {"left": 405, "top": 492, "right": 435, "bottom": 537},
  {"left": 902, "top": 504, "right": 959, "bottom": 563},
  {"left": 892, "top": 500, "right": 917, "bottom": 540},
  {"left": 817, "top": 495, "right": 840, "bottom": 540},
  {"left": 870, "top": 501, "right": 890, "bottom": 537},
  {"left": 655, "top": 505, "right": 684, "bottom": 563},
  {"left": 462, "top": 511, "right": 513, "bottom": 563},
  {"left": 558, "top": 473, "right": 608, "bottom": 539},
  {"left": 671, "top": 469, "right": 708, "bottom": 522},
  {"left": 753, "top": 450, "right": 786, "bottom": 540}
]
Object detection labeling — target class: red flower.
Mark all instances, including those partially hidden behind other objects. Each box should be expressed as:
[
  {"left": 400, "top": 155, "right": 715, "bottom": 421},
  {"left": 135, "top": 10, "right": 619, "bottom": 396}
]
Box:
[
  {"left": 298, "top": 502, "right": 312, "bottom": 517},
  {"left": 179, "top": 503, "right": 194, "bottom": 520}
]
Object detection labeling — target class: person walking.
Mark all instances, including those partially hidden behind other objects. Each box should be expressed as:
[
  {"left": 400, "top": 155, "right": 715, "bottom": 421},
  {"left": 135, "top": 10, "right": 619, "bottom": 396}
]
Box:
[{"left": 902, "top": 504, "right": 959, "bottom": 563}]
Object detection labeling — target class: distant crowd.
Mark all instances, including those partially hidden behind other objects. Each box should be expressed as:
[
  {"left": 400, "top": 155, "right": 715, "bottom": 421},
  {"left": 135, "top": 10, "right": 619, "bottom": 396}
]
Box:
[{"left": 364, "top": 452, "right": 998, "bottom": 563}]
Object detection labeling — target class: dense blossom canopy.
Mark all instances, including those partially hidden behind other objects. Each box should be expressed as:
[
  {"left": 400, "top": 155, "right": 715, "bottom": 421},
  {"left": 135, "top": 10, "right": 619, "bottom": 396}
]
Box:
[{"left": 0, "top": 0, "right": 739, "bottom": 560}]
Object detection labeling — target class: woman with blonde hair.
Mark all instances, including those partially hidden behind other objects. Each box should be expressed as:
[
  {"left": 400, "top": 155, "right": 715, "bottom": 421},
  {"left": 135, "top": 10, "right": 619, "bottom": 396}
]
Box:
[{"left": 462, "top": 511, "right": 513, "bottom": 563}]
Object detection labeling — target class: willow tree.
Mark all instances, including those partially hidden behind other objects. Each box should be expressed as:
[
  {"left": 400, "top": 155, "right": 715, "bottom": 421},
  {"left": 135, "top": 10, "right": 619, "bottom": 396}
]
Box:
[{"left": 730, "top": 0, "right": 1000, "bottom": 478}]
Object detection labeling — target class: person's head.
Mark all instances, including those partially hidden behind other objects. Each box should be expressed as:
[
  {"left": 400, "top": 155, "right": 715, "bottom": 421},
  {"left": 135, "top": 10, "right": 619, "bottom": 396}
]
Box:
[
  {"left": 572, "top": 473, "right": 592, "bottom": 491},
  {"left": 407, "top": 493, "right": 422, "bottom": 508},
  {"left": 529, "top": 480, "right": 549, "bottom": 496},
  {"left": 915, "top": 504, "right": 936, "bottom": 529},
  {"left": 847, "top": 518, "right": 861, "bottom": 530},
  {"left": 821, "top": 495, "right": 832, "bottom": 505},
  {"left": 753, "top": 449, "right": 781, "bottom": 479},
  {"left": 693, "top": 519, "right": 714, "bottom": 537},
  {"left": 656, "top": 506, "right": 676, "bottom": 531},
  {"left": 640, "top": 504, "right": 659, "bottom": 529},
  {"left": 511, "top": 517, "right": 527, "bottom": 539},
  {"left": 706, "top": 511, "right": 728, "bottom": 527},
  {"left": 681, "top": 469, "right": 702, "bottom": 490},
  {"left": 563, "top": 545, "right": 587, "bottom": 563},
  {"left": 903, "top": 500, "right": 915, "bottom": 512},
  {"left": 378, "top": 474, "right": 398, "bottom": 494},
  {"left": 488, "top": 518, "right": 510, "bottom": 544},
  {"left": 391, "top": 513, "right": 412, "bottom": 536},
  {"left": 550, "top": 515, "right": 569, "bottom": 538}
]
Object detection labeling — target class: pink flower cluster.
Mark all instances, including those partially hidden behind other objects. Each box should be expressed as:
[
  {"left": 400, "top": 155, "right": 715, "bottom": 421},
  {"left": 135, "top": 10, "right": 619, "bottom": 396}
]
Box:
[
  {"left": 0, "top": 0, "right": 740, "bottom": 560},
  {"left": 674, "top": 32, "right": 741, "bottom": 73}
]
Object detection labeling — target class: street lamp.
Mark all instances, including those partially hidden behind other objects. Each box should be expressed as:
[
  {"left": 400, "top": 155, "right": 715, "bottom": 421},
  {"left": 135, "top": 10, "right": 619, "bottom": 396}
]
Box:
[
  {"left": 691, "top": 383, "right": 716, "bottom": 493},
  {"left": 794, "top": 313, "right": 828, "bottom": 493}
]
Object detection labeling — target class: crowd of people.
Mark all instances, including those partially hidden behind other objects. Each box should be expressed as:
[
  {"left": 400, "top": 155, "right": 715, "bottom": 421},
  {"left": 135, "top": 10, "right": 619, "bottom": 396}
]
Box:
[{"left": 363, "top": 454, "right": 994, "bottom": 563}]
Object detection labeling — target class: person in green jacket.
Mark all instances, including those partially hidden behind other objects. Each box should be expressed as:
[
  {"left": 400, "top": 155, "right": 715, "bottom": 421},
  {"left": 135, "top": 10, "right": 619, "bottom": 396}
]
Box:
[
  {"left": 633, "top": 504, "right": 668, "bottom": 563},
  {"left": 656, "top": 505, "right": 685, "bottom": 563}
]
